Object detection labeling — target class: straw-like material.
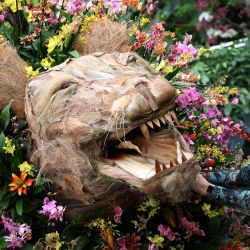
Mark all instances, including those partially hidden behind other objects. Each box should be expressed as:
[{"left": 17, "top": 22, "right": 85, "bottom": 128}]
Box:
[{"left": 0, "top": 46, "right": 27, "bottom": 117}]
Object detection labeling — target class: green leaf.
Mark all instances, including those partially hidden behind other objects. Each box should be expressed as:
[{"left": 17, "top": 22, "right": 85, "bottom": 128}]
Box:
[
  {"left": 75, "top": 235, "right": 90, "bottom": 250},
  {"left": 16, "top": 198, "right": 23, "bottom": 216},
  {"left": 68, "top": 50, "right": 80, "bottom": 58},
  {"left": 20, "top": 243, "right": 34, "bottom": 250},
  {"left": 0, "top": 131, "right": 5, "bottom": 148},
  {"left": 59, "top": 9, "right": 71, "bottom": 20},
  {"left": 35, "top": 177, "right": 49, "bottom": 186},
  {"left": 0, "top": 102, "right": 12, "bottom": 131},
  {"left": 2, "top": 198, "right": 10, "bottom": 209},
  {"left": 0, "top": 237, "right": 7, "bottom": 249},
  {"left": 64, "top": 34, "right": 73, "bottom": 49}
]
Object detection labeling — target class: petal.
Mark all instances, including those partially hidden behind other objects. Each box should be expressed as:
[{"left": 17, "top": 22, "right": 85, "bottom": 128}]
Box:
[
  {"left": 11, "top": 173, "right": 19, "bottom": 181},
  {"left": 9, "top": 186, "right": 17, "bottom": 191},
  {"left": 17, "top": 187, "right": 23, "bottom": 196},
  {"left": 20, "top": 172, "right": 27, "bottom": 181},
  {"left": 25, "top": 178, "right": 34, "bottom": 186},
  {"left": 22, "top": 189, "right": 27, "bottom": 195}
]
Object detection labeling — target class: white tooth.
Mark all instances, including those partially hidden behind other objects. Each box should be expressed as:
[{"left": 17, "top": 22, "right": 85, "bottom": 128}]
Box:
[
  {"left": 159, "top": 116, "right": 166, "bottom": 124},
  {"left": 164, "top": 113, "right": 174, "bottom": 125},
  {"left": 147, "top": 121, "right": 154, "bottom": 129},
  {"left": 170, "top": 111, "right": 179, "bottom": 125},
  {"left": 140, "top": 124, "right": 150, "bottom": 140},
  {"left": 153, "top": 118, "right": 161, "bottom": 127}
]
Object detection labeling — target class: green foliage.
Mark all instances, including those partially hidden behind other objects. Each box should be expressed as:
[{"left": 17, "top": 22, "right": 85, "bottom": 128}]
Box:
[
  {"left": 192, "top": 38, "right": 250, "bottom": 122},
  {"left": 0, "top": 103, "right": 47, "bottom": 221}
]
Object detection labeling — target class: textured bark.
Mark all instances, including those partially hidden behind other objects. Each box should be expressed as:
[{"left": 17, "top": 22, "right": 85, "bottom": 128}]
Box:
[{"left": 25, "top": 52, "right": 199, "bottom": 219}]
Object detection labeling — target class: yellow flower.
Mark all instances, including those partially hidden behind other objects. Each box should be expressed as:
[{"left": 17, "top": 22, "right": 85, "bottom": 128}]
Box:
[
  {"left": 45, "top": 232, "right": 63, "bottom": 250},
  {"left": 2, "top": 137, "right": 15, "bottom": 156},
  {"left": 140, "top": 17, "right": 150, "bottom": 27},
  {"left": 137, "top": 1, "right": 143, "bottom": 10},
  {"left": 155, "top": 60, "right": 166, "bottom": 72},
  {"left": 0, "top": 3, "right": 3, "bottom": 11},
  {"left": 3, "top": 0, "right": 22, "bottom": 12},
  {"left": 202, "top": 203, "right": 219, "bottom": 219},
  {"left": 18, "top": 161, "right": 34, "bottom": 176},
  {"left": 155, "top": 60, "right": 174, "bottom": 75},
  {"left": 214, "top": 86, "right": 229, "bottom": 94},
  {"left": 128, "top": 24, "right": 139, "bottom": 36},
  {"left": 197, "top": 144, "right": 226, "bottom": 163},
  {"left": 27, "top": 10, "right": 32, "bottom": 23},
  {"left": 229, "top": 87, "right": 239, "bottom": 96},
  {"left": 47, "top": 35, "right": 61, "bottom": 54},
  {"left": 198, "top": 47, "right": 209, "bottom": 57},
  {"left": 80, "top": 15, "right": 98, "bottom": 33},
  {"left": 59, "top": 24, "right": 72, "bottom": 39},
  {"left": 25, "top": 66, "right": 40, "bottom": 79},
  {"left": 147, "top": 235, "right": 164, "bottom": 248},
  {"left": 40, "top": 57, "right": 54, "bottom": 70}
]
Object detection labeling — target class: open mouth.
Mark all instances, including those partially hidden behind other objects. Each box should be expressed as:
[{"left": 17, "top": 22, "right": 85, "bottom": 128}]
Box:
[{"left": 102, "top": 112, "right": 193, "bottom": 180}]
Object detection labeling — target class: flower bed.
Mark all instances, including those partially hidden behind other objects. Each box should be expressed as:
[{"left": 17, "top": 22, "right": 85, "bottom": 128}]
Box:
[{"left": 0, "top": 0, "right": 249, "bottom": 249}]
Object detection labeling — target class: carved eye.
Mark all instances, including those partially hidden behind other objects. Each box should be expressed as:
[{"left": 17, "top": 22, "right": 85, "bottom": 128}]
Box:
[
  {"left": 60, "top": 80, "right": 78, "bottom": 90},
  {"left": 127, "top": 55, "right": 136, "bottom": 64},
  {"left": 60, "top": 82, "right": 71, "bottom": 90}
]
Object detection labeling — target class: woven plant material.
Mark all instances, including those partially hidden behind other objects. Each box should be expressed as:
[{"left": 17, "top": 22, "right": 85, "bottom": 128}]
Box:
[
  {"left": 73, "top": 18, "right": 131, "bottom": 56},
  {"left": 25, "top": 52, "right": 199, "bottom": 218},
  {"left": 0, "top": 45, "right": 27, "bottom": 118}
]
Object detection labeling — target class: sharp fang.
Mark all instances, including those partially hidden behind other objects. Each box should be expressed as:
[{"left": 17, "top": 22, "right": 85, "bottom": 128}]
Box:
[
  {"left": 153, "top": 118, "right": 161, "bottom": 127},
  {"left": 140, "top": 124, "right": 150, "bottom": 140},
  {"left": 159, "top": 116, "right": 166, "bottom": 124},
  {"left": 147, "top": 121, "right": 154, "bottom": 129},
  {"left": 164, "top": 113, "right": 174, "bottom": 125},
  {"left": 155, "top": 159, "right": 161, "bottom": 173}
]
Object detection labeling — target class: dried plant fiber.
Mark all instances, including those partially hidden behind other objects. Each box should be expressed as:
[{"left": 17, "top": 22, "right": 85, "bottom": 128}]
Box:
[{"left": 0, "top": 45, "right": 27, "bottom": 117}]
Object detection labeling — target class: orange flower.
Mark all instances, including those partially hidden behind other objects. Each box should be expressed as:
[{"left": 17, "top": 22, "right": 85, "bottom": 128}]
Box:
[{"left": 9, "top": 172, "right": 35, "bottom": 196}]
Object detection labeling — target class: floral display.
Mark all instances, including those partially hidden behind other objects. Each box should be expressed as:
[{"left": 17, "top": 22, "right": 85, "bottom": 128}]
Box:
[{"left": 0, "top": 0, "right": 249, "bottom": 249}]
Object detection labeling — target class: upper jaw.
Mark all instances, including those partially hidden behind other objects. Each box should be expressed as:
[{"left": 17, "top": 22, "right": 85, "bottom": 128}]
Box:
[{"left": 108, "top": 100, "right": 176, "bottom": 141}]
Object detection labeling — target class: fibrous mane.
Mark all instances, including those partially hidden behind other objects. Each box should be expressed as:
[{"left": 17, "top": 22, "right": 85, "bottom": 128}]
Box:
[
  {"left": 0, "top": 45, "right": 27, "bottom": 117},
  {"left": 73, "top": 18, "right": 131, "bottom": 56}
]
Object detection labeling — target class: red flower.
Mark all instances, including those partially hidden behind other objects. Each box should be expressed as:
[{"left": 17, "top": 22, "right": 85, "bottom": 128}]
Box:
[{"left": 9, "top": 172, "right": 35, "bottom": 196}]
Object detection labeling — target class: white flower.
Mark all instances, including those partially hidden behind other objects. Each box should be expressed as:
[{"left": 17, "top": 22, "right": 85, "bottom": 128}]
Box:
[
  {"left": 206, "top": 28, "right": 223, "bottom": 38},
  {"left": 198, "top": 12, "right": 213, "bottom": 22},
  {"left": 219, "top": 29, "right": 238, "bottom": 38}
]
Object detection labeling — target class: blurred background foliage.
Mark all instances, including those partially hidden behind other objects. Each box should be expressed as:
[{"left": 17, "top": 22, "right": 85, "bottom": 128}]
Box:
[{"left": 147, "top": 0, "right": 250, "bottom": 127}]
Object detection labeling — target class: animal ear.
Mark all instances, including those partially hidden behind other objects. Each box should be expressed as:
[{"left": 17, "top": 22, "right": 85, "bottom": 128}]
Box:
[{"left": 73, "top": 18, "right": 131, "bottom": 56}]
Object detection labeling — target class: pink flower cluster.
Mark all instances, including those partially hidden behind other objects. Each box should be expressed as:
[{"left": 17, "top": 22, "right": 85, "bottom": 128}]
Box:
[
  {"left": 158, "top": 224, "right": 178, "bottom": 241},
  {"left": 168, "top": 34, "right": 198, "bottom": 67},
  {"left": 179, "top": 217, "right": 205, "bottom": 237},
  {"left": 114, "top": 206, "right": 123, "bottom": 224},
  {"left": 0, "top": 11, "right": 7, "bottom": 22},
  {"left": 146, "top": 0, "right": 155, "bottom": 14},
  {"left": 176, "top": 87, "right": 206, "bottom": 110},
  {"left": 199, "top": 109, "right": 243, "bottom": 148},
  {"left": 101, "top": 0, "right": 121, "bottom": 11},
  {"left": 39, "top": 197, "right": 65, "bottom": 222},
  {"left": 229, "top": 219, "right": 250, "bottom": 237},
  {"left": 66, "top": 0, "right": 85, "bottom": 14},
  {"left": 144, "top": 21, "right": 166, "bottom": 52},
  {"left": 1, "top": 215, "right": 32, "bottom": 249}
]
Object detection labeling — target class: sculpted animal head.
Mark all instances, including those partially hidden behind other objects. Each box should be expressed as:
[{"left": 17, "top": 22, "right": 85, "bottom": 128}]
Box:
[{"left": 25, "top": 52, "right": 199, "bottom": 218}]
